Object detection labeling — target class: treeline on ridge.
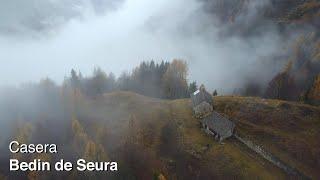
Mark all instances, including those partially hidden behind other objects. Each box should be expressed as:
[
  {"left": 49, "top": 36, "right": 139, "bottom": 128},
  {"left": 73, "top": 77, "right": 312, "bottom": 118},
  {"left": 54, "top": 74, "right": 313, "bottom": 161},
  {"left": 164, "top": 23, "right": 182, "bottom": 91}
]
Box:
[{"left": 66, "top": 59, "right": 198, "bottom": 99}]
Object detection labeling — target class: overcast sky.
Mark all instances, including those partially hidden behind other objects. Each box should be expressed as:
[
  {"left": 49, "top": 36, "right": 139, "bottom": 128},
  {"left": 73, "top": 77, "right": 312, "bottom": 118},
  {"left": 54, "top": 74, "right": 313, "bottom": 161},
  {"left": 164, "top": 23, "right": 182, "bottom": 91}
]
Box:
[{"left": 0, "top": 0, "right": 286, "bottom": 93}]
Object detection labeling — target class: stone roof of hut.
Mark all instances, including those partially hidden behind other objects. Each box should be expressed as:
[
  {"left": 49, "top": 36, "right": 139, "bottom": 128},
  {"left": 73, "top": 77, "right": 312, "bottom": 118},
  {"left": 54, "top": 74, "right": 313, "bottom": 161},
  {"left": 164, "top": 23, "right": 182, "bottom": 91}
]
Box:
[{"left": 202, "top": 112, "right": 235, "bottom": 139}]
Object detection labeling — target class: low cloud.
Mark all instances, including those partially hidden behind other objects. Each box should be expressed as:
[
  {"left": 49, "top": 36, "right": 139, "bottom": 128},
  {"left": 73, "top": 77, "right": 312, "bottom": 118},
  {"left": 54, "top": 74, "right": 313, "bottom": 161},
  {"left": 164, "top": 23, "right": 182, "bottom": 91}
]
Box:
[{"left": 0, "top": 0, "right": 287, "bottom": 93}]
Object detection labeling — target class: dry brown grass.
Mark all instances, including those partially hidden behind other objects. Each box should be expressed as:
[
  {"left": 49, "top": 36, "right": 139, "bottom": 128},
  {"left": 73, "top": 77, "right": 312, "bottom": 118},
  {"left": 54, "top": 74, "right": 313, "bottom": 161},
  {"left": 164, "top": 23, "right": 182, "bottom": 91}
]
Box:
[
  {"left": 85, "top": 92, "right": 320, "bottom": 178},
  {"left": 6, "top": 91, "right": 318, "bottom": 179},
  {"left": 84, "top": 92, "right": 290, "bottom": 179},
  {"left": 214, "top": 96, "right": 320, "bottom": 178}
]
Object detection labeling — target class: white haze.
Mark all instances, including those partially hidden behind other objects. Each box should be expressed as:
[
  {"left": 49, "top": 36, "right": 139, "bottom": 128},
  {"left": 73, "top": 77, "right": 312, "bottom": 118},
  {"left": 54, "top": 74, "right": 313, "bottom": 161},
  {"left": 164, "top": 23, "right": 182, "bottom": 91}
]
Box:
[{"left": 0, "top": 0, "right": 286, "bottom": 93}]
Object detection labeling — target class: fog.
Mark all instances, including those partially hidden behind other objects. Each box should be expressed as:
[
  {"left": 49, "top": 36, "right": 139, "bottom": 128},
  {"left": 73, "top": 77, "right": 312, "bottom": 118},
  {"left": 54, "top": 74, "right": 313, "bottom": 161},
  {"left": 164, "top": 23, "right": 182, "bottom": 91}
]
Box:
[
  {"left": 0, "top": 0, "right": 287, "bottom": 93},
  {"left": 2, "top": 2, "right": 317, "bottom": 178}
]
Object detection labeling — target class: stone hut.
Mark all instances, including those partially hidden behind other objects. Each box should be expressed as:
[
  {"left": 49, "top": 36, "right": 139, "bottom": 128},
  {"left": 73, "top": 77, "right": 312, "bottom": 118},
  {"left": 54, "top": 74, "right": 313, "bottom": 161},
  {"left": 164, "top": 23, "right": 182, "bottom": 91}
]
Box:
[
  {"left": 191, "top": 85, "right": 213, "bottom": 108},
  {"left": 190, "top": 85, "right": 235, "bottom": 141},
  {"left": 190, "top": 85, "right": 214, "bottom": 118},
  {"left": 193, "top": 102, "right": 213, "bottom": 118},
  {"left": 202, "top": 112, "right": 235, "bottom": 141}
]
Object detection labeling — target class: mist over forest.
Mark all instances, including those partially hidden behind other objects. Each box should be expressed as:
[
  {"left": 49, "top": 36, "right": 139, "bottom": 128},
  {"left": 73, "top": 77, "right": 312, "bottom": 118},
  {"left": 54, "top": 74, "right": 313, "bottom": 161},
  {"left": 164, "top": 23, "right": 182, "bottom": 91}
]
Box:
[
  {"left": 1, "top": 0, "right": 300, "bottom": 92},
  {"left": 0, "top": 0, "right": 320, "bottom": 179}
]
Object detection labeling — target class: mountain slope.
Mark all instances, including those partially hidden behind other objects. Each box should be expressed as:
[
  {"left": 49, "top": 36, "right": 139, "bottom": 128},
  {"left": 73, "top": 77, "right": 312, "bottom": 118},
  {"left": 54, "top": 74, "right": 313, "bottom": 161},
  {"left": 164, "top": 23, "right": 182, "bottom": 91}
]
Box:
[
  {"left": 265, "top": 33, "right": 320, "bottom": 103},
  {"left": 1, "top": 91, "right": 319, "bottom": 179},
  {"left": 214, "top": 96, "right": 320, "bottom": 178},
  {"left": 74, "top": 91, "right": 289, "bottom": 179}
]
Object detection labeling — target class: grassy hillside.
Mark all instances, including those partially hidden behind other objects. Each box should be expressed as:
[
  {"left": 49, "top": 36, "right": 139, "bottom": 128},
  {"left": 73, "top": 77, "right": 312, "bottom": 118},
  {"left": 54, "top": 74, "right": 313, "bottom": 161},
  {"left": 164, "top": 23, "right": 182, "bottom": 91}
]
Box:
[
  {"left": 99, "top": 92, "right": 320, "bottom": 179},
  {"left": 2, "top": 91, "right": 319, "bottom": 179},
  {"left": 68, "top": 92, "right": 320, "bottom": 179},
  {"left": 76, "top": 91, "right": 289, "bottom": 179},
  {"left": 214, "top": 96, "right": 320, "bottom": 178},
  {"left": 70, "top": 92, "right": 286, "bottom": 179}
]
